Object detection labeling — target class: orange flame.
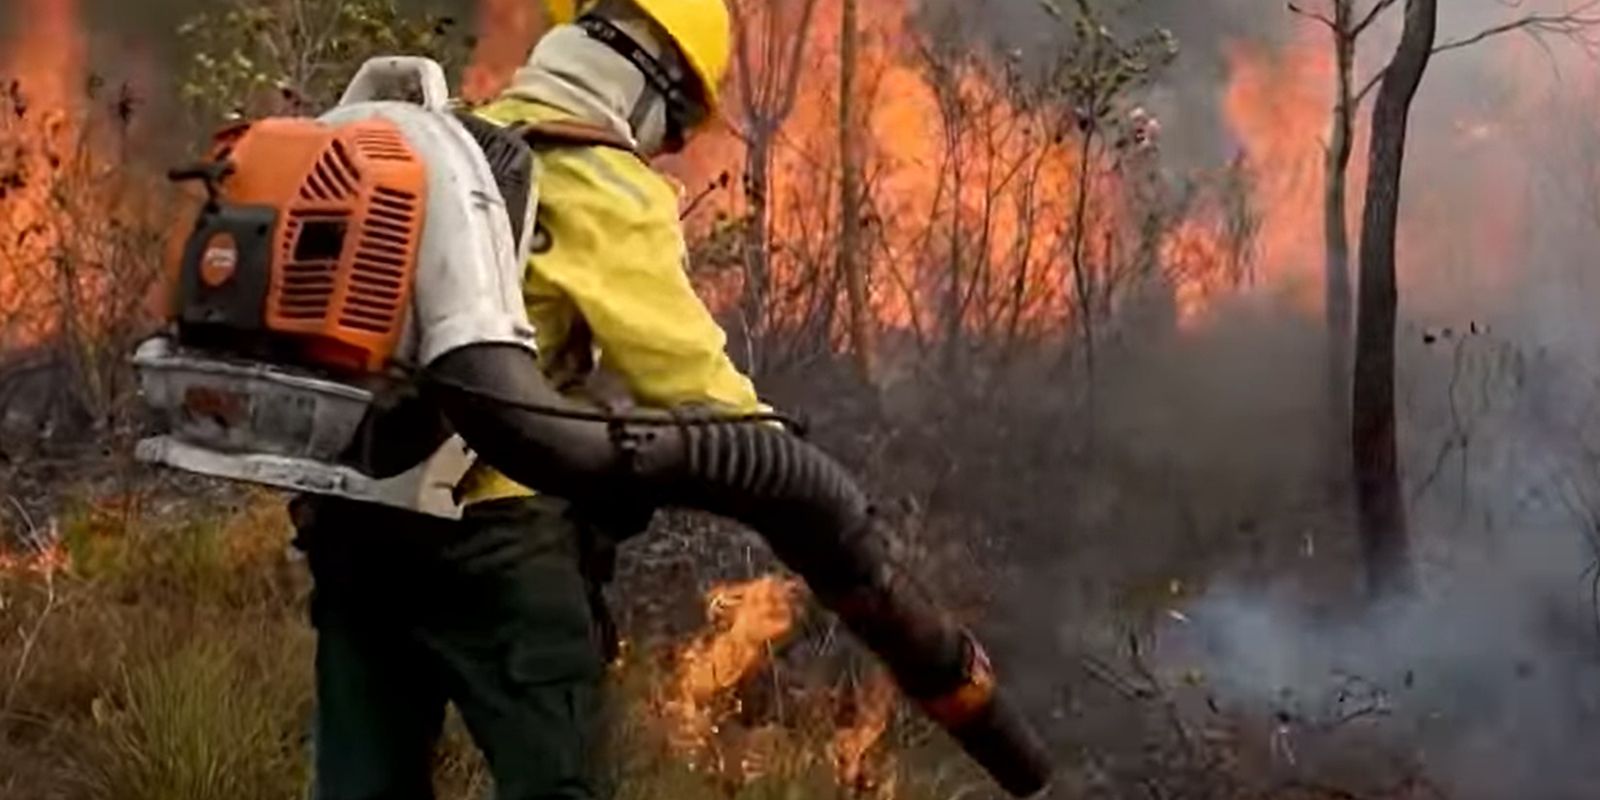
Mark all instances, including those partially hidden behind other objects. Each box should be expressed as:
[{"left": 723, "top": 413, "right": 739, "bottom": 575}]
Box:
[
  {"left": 831, "top": 670, "right": 898, "bottom": 797},
  {"left": 0, "top": 0, "right": 87, "bottom": 349},
  {"left": 463, "top": 0, "right": 544, "bottom": 102},
  {"left": 462, "top": 0, "right": 1256, "bottom": 337},
  {"left": 4, "top": 0, "right": 83, "bottom": 108},
  {"left": 1222, "top": 34, "right": 1336, "bottom": 294},
  {"left": 674, "top": 0, "right": 1112, "bottom": 338},
  {"left": 663, "top": 575, "right": 802, "bottom": 756},
  {"left": 0, "top": 541, "right": 69, "bottom": 578},
  {"left": 1163, "top": 214, "right": 1239, "bottom": 329},
  {"left": 1209, "top": 25, "right": 1534, "bottom": 323}
]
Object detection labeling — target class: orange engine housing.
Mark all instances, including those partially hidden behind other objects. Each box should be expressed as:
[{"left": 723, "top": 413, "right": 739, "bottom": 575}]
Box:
[{"left": 177, "top": 117, "right": 429, "bottom": 374}]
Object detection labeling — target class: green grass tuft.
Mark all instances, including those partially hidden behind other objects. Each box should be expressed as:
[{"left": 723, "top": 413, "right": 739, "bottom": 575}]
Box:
[{"left": 83, "top": 638, "right": 308, "bottom": 800}]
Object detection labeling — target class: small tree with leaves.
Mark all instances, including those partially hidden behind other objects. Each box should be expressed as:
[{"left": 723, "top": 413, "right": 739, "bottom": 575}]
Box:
[
  {"left": 1035, "top": 0, "right": 1176, "bottom": 376},
  {"left": 176, "top": 0, "right": 470, "bottom": 125}
]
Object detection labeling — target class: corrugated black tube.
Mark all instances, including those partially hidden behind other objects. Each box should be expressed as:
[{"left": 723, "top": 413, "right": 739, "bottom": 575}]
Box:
[{"left": 426, "top": 345, "right": 1053, "bottom": 796}]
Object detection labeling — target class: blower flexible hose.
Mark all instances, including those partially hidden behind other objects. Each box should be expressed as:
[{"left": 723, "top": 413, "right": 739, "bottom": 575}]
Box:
[{"left": 425, "top": 344, "right": 1054, "bottom": 797}]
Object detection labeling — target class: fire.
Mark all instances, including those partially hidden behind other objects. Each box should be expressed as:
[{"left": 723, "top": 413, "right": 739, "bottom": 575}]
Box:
[
  {"left": 0, "top": 541, "right": 70, "bottom": 579},
  {"left": 656, "top": 576, "right": 906, "bottom": 794},
  {"left": 0, "top": 0, "right": 87, "bottom": 349},
  {"left": 674, "top": 0, "right": 1106, "bottom": 338},
  {"left": 463, "top": 0, "right": 544, "bottom": 102},
  {"left": 1207, "top": 23, "right": 1541, "bottom": 324},
  {"left": 460, "top": 0, "right": 1553, "bottom": 341},
  {"left": 0, "top": 500, "right": 68, "bottom": 579},
  {"left": 0, "top": 0, "right": 163, "bottom": 363},
  {"left": 831, "top": 670, "right": 898, "bottom": 797},
  {"left": 466, "top": 0, "right": 1253, "bottom": 339},
  {"left": 662, "top": 575, "right": 802, "bottom": 756},
  {"left": 1216, "top": 32, "right": 1347, "bottom": 315},
  {"left": 2, "top": 0, "right": 82, "bottom": 114},
  {"left": 1163, "top": 215, "right": 1238, "bottom": 329}
]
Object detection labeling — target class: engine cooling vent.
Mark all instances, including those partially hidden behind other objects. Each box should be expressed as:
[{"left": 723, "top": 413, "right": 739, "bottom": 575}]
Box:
[
  {"left": 341, "top": 186, "right": 419, "bottom": 334},
  {"left": 353, "top": 126, "right": 414, "bottom": 162},
  {"left": 299, "top": 140, "right": 361, "bottom": 203},
  {"left": 206, "top": 116, "right": 428, "bottom": 373},
  {"left": 277, "top": 212, "right": 348, "bottom": 321}
]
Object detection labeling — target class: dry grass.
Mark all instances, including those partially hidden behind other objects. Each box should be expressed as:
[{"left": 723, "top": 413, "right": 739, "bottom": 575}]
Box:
[
  {"left": 0, "top": 482, "right": 954, "bottom": 800},
  {"left": 0, "top": 482, "right": 511, "bottom": 800},
  {"left": 0, "top": 484, "right": 316, "bottom": 800},
  {"left": 0, "top": 469, "right": 1424, "bottom": 800},
  {"left": 82, "top": 638, "right": 307, "bottom": 800}
]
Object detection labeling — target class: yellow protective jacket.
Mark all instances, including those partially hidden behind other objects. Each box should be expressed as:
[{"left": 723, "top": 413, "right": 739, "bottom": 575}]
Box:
[{"left": 454, "top": 97, "right": 764, "bottom": 506}]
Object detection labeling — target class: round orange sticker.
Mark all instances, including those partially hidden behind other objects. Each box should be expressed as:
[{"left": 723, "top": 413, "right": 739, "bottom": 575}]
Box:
[{"left": 200, "top": 233, "right": 239, "bottom": 288}]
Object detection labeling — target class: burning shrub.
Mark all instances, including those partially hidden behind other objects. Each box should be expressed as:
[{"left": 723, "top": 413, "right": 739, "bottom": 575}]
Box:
[{"left": 0, "top": 1, "right": 169, "bottom": 458}]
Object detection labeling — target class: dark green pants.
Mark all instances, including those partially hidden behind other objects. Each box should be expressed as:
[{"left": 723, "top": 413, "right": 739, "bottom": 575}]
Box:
[{"left": 291, "top": 495, "right": 620, "bottom": 800}]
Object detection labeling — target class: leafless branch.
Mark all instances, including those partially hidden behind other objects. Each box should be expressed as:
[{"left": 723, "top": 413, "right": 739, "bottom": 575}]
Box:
[
  {"left": 1288, "top": 1, "right": 1338, "bottom": 31},
  {"left": 1434, "top": 2, "right": 1600, "bottom": 55},
  {"left": 1354, "top": 68, "right": 1386, "bottom": 106},
  {"left": 1353, "top": 0, "right": 1403, "bottom": 38},
  {"left": 1080, "top": 654, "right": 1157, "bottom": 700},
  {"left": 679, "top": 175, "right": 727, "bottom": 221},
  {"left": 1356, "top": 3, "right": 1600, "bottom": 104},
  {"left": 3, "top": 495, "right": 36, "bottom": 548}
]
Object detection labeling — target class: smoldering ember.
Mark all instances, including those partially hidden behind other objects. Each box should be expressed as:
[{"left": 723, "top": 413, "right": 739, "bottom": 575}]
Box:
[{"left": 4, "top": 0, "right": 1600, "bottom": 798}]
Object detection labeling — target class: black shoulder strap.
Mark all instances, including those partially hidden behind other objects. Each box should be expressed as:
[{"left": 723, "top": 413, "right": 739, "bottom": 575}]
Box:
[{"left": 455, "top": 111, "right": 537, "bottom": 247}]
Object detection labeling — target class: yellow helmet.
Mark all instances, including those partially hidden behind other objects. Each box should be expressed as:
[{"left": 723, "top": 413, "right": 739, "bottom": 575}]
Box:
[
  {"left": 545, "top": 0, "right": 732, "bottom": 110},
  {"left": 544, "top": 0, "right": 585, "bottom": 24}
]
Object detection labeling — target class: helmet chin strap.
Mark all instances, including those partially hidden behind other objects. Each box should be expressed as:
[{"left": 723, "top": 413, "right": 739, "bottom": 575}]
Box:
[{"left": 576, "top": 13, "right": 704, "bottom": 153}]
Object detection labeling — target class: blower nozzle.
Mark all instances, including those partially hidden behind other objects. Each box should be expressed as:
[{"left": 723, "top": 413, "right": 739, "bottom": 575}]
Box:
[
  {"left": 810, "top": 538, "right": 1055, "bottom": 798},
  {"left": 922, "top": 653, "right": 1055, "bottom": 798}
]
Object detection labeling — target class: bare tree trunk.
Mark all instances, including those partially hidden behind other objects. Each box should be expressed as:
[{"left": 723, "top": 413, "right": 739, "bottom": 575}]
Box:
[
  {"left": 1068, "top": 123, "right": 1098, "bottom": 378},
  {"left": 742, "top": 136, "right": 773, "bottom": 373},
  {"left": 1352, "top": 0, "right": 1435, "bottom": 598},
  {"left": 729, "top": 0, "right": 819, "bottom": 375},
  {"left": 839, "top": 0, "right": 874, "bottom": 383},
  {"left": 1324, "top": 0, "right": 1355, "bottom": 432},
  {"left": 940, "top": 103, "right": 964, "bottom": 372}
]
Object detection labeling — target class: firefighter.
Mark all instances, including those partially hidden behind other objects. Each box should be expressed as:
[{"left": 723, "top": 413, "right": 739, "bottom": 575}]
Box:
[{"left": 289, "top": 1, "right": 748, "bottom": 798}]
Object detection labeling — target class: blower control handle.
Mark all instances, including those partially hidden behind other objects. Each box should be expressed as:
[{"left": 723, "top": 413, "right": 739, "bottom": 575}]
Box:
[
  {"left": 167, "top": 160, "right": 236, "bottom": 208},
  {"left": 338, "top": 56, "right": 452, "bottom": 112}
]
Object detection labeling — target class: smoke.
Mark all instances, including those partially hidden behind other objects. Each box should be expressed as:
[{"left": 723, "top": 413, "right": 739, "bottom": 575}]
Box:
[
  {"left": 916, "top": 0, "right": 1292, "bottom": 167},
  {"left": 1136, "top": 3, "right": 1600, "bottom": 795},
  {"left": 882, "top": 3, "right": 1600, "bottom": 796},
  {"left": 10, "top": 0, "right": 1600, "bottom": 794},
  {"left": 1168, "top": 361, "right": 1600, "bottom": 798},
  {"left": 979, "top": 273, "right": 1600, "bottom": 797}
]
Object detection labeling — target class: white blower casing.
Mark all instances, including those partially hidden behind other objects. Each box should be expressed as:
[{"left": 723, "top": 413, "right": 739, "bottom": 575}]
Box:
[{"left": 135, "top": 57, "right": 541, "bottom": 519}]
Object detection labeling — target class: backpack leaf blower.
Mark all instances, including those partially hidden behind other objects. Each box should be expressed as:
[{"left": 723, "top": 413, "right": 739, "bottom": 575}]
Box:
[{"left": 136, "top": 57, "right": 1055, "bottom": 797}]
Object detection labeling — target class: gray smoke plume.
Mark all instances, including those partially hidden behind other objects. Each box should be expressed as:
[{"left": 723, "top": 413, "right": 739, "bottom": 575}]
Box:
[
  {"left": 1135, "top": 3, "right": 1600, "bottom": 797},
  {"left": 895, "top": 2, "right": 1600, "bottom": 796},
  {"left": 1165, "top": 338, "right": 1600, "bottom": 798},
  {"left": 14, "top": 0, "right": 1600, "bottom": 795},
  {"left": 916, "top": 0, "right": 1292, "bottom": 167}
]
